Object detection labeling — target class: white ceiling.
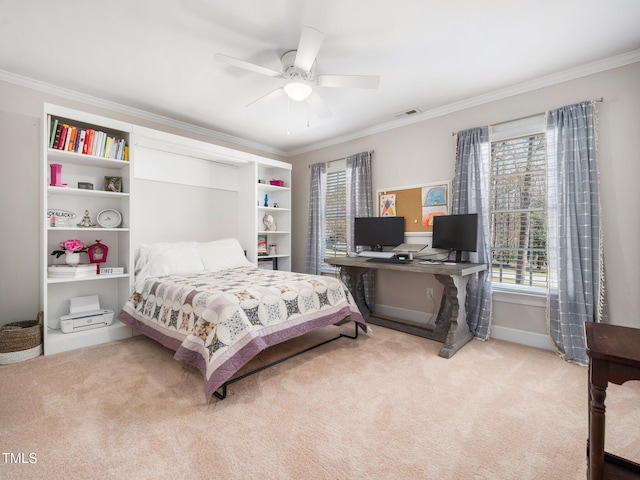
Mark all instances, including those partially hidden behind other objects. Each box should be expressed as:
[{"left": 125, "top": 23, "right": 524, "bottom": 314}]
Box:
[{"left": 1, "top": 0, "right": 639, "bottom": 156}]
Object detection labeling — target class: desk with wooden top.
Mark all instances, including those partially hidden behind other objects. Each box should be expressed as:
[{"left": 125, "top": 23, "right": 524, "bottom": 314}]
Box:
[
  {"left": 325, "top": 256, "right": 486, "bottom": 358},
  {"left": 585, "top": 322, "right": 640, "bottom": 480}
]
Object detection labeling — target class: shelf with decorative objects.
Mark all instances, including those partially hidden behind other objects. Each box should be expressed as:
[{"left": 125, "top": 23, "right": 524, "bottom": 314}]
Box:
[
  {"left": 236, "top": 159, "right": 292, "bottom": 271},
  {"left": 41, "top": 104, "right": 134, "bottom": 355},
  {"left": 256, "top": 168, "right": 291, "bottom": 271}
]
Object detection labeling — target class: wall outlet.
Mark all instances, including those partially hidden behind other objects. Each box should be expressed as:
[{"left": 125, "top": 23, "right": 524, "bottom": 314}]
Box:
[{"left": 427, "top": 287, "right": 434, "bottom": 298}]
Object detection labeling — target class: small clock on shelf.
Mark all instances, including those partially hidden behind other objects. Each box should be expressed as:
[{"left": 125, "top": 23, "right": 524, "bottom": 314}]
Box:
[{"left": 96, "top": 208, "right": 122, "bottom": 228}]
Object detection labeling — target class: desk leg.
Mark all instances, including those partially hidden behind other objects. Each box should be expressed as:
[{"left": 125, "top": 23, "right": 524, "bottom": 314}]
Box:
[
  {"left": 588, "top": 360, "right": 608, "bottom": 480},
  {"left": 339, "top": 266, "right": 372, "bottom": 319},
  {"left": 338, "top": 266, "right": 473, "bottom": 358},
  {"left": 435, "top": 274, "right": 473, "bottom": 358}
]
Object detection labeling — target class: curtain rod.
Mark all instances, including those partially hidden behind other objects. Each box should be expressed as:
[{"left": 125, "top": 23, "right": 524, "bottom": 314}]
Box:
[
  {"left": 450, "top": 97, "right": 604, "bottom": 136},
  {"left": 309, "top": 150, "right": 375, "bottom": 167}
]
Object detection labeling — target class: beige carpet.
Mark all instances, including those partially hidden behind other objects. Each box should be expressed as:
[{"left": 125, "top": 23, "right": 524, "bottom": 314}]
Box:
[{"left": 1, "top": 324, "right": 639, "bottom": 480}]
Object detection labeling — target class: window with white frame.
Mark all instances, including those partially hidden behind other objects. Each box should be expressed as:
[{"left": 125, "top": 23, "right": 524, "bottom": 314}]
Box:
[
  {"left": 489, "top": 115, "right": 547, "bottom": 291},
  {"left": 323, "top": 159, "right": 347, "bottom": 269}
]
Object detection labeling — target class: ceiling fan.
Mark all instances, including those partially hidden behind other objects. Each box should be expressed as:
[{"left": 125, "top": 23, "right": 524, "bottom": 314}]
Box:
[{"left": 215, "top": 26, "right": 380, "bottom": 119}]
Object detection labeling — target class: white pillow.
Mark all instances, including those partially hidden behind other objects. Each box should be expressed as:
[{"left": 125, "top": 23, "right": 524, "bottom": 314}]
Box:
[
  {"left": 198, "top": 238, "right": 254, "bottom": 272},
  {"left": 135, "top": 242, "right": 171, "bottom": 274},
  {"left": 136, "top": 241, "right": 205, "bottom": 277}
]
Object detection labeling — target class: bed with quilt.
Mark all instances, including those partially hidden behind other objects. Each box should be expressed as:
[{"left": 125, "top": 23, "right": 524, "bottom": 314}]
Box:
[{"left": 118, "top": 238, "right": 366, "bottom": 399}]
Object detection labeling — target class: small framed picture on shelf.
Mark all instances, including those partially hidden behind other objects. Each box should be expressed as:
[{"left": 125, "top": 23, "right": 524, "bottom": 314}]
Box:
[
  {"left": 104, "top": 176, "right": 122, "bottom": 193},
  {"left": 257, "top": 234, "right": 267, "bottom": 255}
]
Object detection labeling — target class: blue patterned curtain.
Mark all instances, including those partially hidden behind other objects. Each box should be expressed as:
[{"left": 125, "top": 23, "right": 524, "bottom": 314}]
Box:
[
  {"left": 452, "top": 127, "right": 493, "bottom": 339},
  {"left": 345, "top": 152, "right": 375, "bottom": 310},
  {"left": 546, "top": 101, "right": 605, "bottom": 365},
  {"left": 305, "top": 162, "right": 327, "bottom": 275}
]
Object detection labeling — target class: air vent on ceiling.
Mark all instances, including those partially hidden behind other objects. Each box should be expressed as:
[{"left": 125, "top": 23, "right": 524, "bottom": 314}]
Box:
[{"left": 394, "top": 108, "right": 421, "bottom": 118}]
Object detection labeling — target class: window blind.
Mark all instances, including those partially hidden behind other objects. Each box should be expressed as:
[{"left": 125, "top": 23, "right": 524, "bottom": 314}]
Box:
[
  {"left": 490, "top": 132, "right": 548, "bottom": 288},
  {"left": 325, "top": 169, "right": 347, "bottom": 257}
]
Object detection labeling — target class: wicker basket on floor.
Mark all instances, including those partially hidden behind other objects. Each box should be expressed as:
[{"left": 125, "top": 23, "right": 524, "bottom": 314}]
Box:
[{"left": 0, "top": 312, "right": 43, "bottom": 364}]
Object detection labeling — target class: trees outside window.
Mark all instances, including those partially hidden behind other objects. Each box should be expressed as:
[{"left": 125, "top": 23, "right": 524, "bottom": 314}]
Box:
[
  {"left": 490, "top": 133, "right": 547, "bottom": 289},
  {"left": 323, "top": 162, "right": 347, "bottom": 270}
]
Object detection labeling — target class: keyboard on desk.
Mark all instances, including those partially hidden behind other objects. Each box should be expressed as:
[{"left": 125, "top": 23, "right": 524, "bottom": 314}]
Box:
[
  {"left": 357, "top": 251, "right": 394, "bottom": 259},
  {"left": 366, "top": 257, "right": 412, "bottom": 264}
]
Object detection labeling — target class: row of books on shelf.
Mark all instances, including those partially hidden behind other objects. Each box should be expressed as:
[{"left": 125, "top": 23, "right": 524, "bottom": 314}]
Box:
[
  {"left": 48, "top": 264, "right": 125, "bottom": 278},
  {"left": 49, "top": 118, "right": 129, "bottom": 161}
]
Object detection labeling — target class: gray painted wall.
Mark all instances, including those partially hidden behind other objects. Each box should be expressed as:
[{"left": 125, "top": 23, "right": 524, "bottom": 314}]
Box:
[
  {"left": 289, "top": 62, "right": 640, "bottom": 343},
  {"left": 1, "top": 62, "right": 638, "bottom": 348}
]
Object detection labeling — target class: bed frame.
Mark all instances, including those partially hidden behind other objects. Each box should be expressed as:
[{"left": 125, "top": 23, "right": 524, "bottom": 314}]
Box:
[{"left": 212, "top": 321, "right": 360, "bottom": 400}]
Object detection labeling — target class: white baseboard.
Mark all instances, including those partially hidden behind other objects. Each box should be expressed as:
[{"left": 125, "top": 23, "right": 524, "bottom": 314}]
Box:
[
  {"left": 375, "top": 304, "right": 555, "bottom": 351},
  {"left": 489, "top": 325, "right": 554, "bottom": 351},
  {"left": 374, "top": 304, "right": 436, "bottom": 325}
]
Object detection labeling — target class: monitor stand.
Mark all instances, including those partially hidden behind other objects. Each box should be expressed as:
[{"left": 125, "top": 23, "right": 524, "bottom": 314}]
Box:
[
  {"left": 453, "top": 250, "right": 470, "bottom": 263},
  {"left": 393, "top": 243, "right": 427, "bottom": 261}
]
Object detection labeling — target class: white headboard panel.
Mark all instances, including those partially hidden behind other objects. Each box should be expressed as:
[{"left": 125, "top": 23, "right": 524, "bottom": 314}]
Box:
[
  {"left": 134, "top": 146, "right": 240, "bottom": 192},
  {"left": 131, "top": 127, "right": 245, "bottom": 250},
  {"left": 132, "top": 179, "right": 238, "bottom": 247}
]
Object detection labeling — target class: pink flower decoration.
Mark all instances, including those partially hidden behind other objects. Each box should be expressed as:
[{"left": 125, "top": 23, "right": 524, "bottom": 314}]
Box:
[{"left": 60, "top": 239, "right": 85, "bottom": 252}]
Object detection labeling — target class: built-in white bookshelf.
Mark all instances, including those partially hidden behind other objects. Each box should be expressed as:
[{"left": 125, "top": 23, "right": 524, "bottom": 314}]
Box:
[
  {"left": 40, "top": 106, "right": 293, "bottom": 355},
  {"left": 41, "top": 104, "right": 133, "bottom": 355},
  {"left": 256, "top": 163, "right": 291, "bottom": 271},
  {"left": 238, "top": 159, "right": 292, "bottom": 271}
]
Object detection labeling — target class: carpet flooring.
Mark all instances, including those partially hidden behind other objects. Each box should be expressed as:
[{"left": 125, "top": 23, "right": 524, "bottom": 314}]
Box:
[{"left": 1, "top": 324, "right": 639, "bottom": 479}]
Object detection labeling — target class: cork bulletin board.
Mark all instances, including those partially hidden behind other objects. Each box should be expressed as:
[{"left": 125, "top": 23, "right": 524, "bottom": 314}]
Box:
[{"left": 377, "top": 180, "right": 451, "bottom": 233}]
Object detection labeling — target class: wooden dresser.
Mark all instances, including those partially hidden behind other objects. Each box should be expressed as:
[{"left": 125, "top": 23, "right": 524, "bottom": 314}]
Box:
[{"left": 585, "top": 322, "right": 640, "bottom": 479}]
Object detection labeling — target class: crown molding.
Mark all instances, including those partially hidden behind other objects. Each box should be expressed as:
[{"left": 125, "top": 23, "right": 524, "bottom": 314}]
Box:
[
  {"left": 2, "top": 48, "right": 638, "bottom": 158},
  {"left": 287, "top": 49, "right": 640, "bottom": 157},
  {"left": 0, "top": 69, "right": 288, "bottom": 157}
]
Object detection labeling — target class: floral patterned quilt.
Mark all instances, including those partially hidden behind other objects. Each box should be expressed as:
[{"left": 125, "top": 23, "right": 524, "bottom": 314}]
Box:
[{"left": 118, "top": 267, "right": 366, "bottom": 398}]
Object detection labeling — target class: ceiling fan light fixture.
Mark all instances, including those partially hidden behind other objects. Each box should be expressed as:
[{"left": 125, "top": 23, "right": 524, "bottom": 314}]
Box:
[{"left": 284, "top": 80, "right": 312, "bottom": 101}]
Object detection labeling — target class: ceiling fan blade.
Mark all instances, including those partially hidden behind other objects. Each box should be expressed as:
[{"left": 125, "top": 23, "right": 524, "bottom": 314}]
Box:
[
  {"left": 246, "top": 87, "right": 285, "bottom": 107},
  {"left": 317, "top": 74, "right": 380, "bottom": 89},
  {"left": 307, "top": 92, "right": 331, "bottom": 119},
  {"left": 215, "top": 53, "right": 282, "bottom": 78},
  {"left": 294, "top": 26, "right": 325, "bottom": 72}
]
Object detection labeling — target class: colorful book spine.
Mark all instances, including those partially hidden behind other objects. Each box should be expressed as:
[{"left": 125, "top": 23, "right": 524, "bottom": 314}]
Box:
[
  {"left": 51, "top": 122, "right": 63, "bottom": 149},
  {"left": 57, "top": 125, "right": 68, "bottom": 150},
  {"left": 65, "top": 126, "right": 76, "bottom": 151},
  {"left": 49, "top": 119, "right": 59, "bottom": 148},
  {"left": 82, "top": 129, "right": 93, "bottom": 155},
  {"left": 76, "top": 129, "right": 86, "bottom": 154},
  {"left": 92, "top": 130, "right": 100, "bottom": 156}
]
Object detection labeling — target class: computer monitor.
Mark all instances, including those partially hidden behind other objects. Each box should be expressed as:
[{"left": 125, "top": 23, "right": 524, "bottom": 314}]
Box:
[
  {"left": 354, "top": 216, "right": 405, "bottom": 251},
  {"left": 432, "top": 213, "right": 478, "bottom": 263}
]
